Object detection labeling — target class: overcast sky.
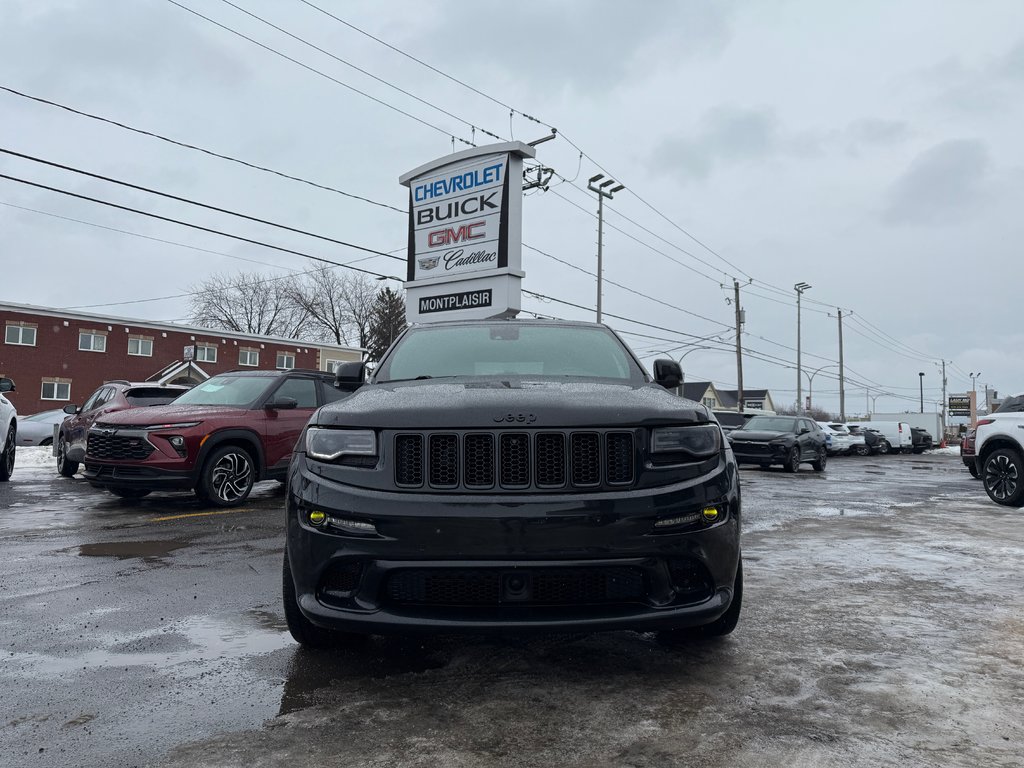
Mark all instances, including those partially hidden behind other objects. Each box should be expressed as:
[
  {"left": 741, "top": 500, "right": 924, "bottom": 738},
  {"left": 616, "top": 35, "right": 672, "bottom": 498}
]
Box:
[{"left": 3, "top": 0, "right": 1023, "bottom": 416}]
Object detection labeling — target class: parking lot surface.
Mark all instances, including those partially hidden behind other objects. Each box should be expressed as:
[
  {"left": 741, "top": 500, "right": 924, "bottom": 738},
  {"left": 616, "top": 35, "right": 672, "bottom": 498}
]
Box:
[{"left": 1, "top": 447, "right": 1021, "bottom": 768}]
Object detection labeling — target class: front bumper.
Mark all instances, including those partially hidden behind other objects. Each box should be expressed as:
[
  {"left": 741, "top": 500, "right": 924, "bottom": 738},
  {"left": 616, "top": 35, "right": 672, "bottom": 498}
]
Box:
[
  {"left": 729, "top": 441, "right": 788, "bottom": 464},
  {"left": 83, "top": 462, "right": 195, "bottom": 491},
  {"left": 285, "top": 453, "right": 741, "bottom": 634}
]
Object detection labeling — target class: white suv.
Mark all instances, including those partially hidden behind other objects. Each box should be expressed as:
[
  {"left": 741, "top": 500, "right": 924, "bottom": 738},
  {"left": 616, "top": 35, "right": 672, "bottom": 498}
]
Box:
[
  {"left": 0, "top": 377, "right": 17, "bottom": 481},
  {"left": 975, "top": 393, "right": 1024, "bottom": 507}
]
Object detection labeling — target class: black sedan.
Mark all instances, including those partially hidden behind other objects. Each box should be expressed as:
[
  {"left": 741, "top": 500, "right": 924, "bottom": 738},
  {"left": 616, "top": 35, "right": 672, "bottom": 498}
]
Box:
[{"left": 727, "top": 415, "right": 828, "bottom": 472}]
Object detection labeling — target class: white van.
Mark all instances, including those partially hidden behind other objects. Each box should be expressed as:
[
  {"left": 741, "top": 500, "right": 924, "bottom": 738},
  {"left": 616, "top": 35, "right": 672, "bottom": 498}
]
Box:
[{"left": 864, "top": 421, "right": 914, "bottom": 454}]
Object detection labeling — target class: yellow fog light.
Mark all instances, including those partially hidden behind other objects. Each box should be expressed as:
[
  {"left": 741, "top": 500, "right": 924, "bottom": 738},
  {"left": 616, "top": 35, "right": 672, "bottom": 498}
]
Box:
[
  {"left": 701, "top": 506, "right": 720, "bottom": 523},
  {"left": 308, "top": 510, "right": 327, "bottom": 526}
]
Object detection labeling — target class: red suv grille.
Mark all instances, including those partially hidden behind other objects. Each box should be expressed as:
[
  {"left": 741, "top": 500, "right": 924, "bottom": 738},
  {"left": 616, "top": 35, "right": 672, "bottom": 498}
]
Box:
[{"left": 87, "top": 431, "right": 154, "bottom": 461}]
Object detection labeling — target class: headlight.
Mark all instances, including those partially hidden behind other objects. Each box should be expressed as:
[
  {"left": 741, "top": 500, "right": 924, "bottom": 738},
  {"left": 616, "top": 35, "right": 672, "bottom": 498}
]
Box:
[
  {"left": 651, "top": 424, "right": 721, "bottom": 457},
  {"left": 306, "top": 428, "right": 377, "bottom": 461}
]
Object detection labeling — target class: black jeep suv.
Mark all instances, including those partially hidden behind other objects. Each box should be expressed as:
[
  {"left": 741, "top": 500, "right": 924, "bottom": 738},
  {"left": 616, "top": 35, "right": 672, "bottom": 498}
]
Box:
[{"left": 283, "top": 320, "right": 742, "bottom": 647}]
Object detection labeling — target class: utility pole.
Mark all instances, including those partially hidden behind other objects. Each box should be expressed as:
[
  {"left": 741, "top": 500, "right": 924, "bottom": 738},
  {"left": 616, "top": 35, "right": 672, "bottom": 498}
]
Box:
[
  {"left": 734, "top": 280, "right": 744, "bottom": 412},
  {"left": 918, "top": 372, "right": 925, "bottom": 413},
  {"left": 940, "top": 360, "right": 947, "bottom": 440},
  {"left": 837, "top": 309, "right": 846, "bottom": 422},
  {"left": 794, "top": 282, "right": 811, "bottom": 412},
  {"left": 587, "top": 174, "right": 624, "bottom": 324}
]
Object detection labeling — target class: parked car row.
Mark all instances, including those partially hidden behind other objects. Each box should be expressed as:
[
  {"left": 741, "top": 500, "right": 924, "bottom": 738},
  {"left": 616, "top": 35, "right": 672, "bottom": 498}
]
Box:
[{"left": 4, "top": 369, "right": 345, "bottom": 506}]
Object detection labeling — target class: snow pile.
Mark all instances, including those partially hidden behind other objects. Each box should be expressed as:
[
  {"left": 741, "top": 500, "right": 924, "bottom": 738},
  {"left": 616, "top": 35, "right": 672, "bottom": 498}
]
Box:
[{"left": 15, "top": 446, "right": 56, "bottom": 469}]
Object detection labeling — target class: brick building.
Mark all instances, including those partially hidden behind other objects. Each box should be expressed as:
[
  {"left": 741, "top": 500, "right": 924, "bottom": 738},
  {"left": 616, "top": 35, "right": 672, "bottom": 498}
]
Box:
[{"left": 0, "top": 301, "right": 363, "bottom": 415}]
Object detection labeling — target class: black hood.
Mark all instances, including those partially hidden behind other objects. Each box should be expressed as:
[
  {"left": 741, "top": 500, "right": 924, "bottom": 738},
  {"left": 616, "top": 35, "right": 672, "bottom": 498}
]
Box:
[
  {"left": 314, "top": 378, "right": 709, "bottom": 430},
  {"left": 729, "top": 430, "right": 792, "bottom": 442}
]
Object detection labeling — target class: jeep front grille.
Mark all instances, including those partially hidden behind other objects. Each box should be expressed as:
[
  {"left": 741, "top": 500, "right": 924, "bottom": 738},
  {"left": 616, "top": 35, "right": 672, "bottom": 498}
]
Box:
[{"left": 393, "top": 430, "right": 636, "bottom": 490}]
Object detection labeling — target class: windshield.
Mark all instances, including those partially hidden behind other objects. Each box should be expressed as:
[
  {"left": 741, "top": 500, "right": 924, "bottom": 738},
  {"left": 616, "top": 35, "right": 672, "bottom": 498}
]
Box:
[
  {"left": 23, "top": 409, "right": 62, "bottom": 422},
  {"left": 742, "top": 416, "right": 798, "bottom": 432},
  {"left": 170, "top": 376, "right": 272, "bottom": 407},
  {"left": 996, "top": 395, "right": 1024, "bottom": 413},
  {"left": 125, "top": 388, "right": 185, "bottom": 407},
  {"left": 376, "top": 323, "right": 641, "bottom": 382}
]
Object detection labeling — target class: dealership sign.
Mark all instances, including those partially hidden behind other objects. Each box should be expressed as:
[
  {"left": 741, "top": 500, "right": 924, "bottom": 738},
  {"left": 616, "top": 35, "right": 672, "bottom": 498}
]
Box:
[
  {"left": 400, "top": 141, "right": 535, "bottom": 323},
  {"left": 949, "top": 394, "right": 972, "bottom": 417}
]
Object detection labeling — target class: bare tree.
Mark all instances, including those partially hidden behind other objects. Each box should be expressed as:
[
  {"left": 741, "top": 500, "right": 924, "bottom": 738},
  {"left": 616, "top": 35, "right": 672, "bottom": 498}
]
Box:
[
  {"left": 188, "top": 271, "right": 309, "bottom": 339},
  {"left": 290, "top": 266, "right": 378, "bottom": 348}
]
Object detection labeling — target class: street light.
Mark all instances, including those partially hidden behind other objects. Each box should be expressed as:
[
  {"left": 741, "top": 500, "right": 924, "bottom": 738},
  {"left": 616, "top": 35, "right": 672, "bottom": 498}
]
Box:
[
  {"left": 918, "top": 372, "right": 925, "bottom": 414},
  {"left": 802, "top": 363, "right": 838, "bottom": 411},
  {"left": 587, "top": 173, "right": 624, "bottom": 324},
  {"left": 794, "top": 282, "right": 811, "bottom": 412}
]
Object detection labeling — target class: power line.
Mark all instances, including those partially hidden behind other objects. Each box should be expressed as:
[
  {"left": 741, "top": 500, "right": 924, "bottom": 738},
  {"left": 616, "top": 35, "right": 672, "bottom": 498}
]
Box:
[
  {"left": 294, "top": 0, "right": 550, "bottom": 130},
  {"left": 216, "top": 0, "right": 505, "bottom": 142},
  {"left": 0, "top": 84, "right": 405, "bottom": 214},
  {"left": 0, "top": 171, "right": 403, "bottom": 281},
  {"left": 0, "top": 147, "right": 404, "bottom": 263},
  {"left": 163, "top": 0, "right": 474, "bottom": 146}
]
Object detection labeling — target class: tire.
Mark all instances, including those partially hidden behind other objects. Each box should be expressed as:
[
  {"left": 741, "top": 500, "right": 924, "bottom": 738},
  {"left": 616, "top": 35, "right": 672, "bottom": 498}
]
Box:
[
  {"left": 967, "top": 462, "right": 981, "bottom": 479},
  {"left": 784, "top": 447, "right": 800, "bottom": 473},
  {"left": 198, "top": 445, "right": 255, "bottom": 507},
  {"left": 876, "top": 440, "right": 891, "bottom": 456},
  {"left": 56, "top": 435, "right": 79, "bottom": 477},
  {"left": 40, "top": 438, "right": 53, "bottom": 447},
  {"left": 811, "top": 447, "right": 827, "bottom": 472},
  {"left": 0, "top": 425, "right": 15, "bottom": 482},
  {"left": 109, "top": 487, "right": 151, "bottom": 499},
  {"left": 282, "top": 551, "right": 365, "bottom": 649},
  {"left": 854, "top": 445, "right": 869, "bottom": 456},
  {"left": 659, "top": 559, "right": 743, "bottom": 644},
  {"left": 982, "top": 448, "right": 1024, "bottom": 507}
]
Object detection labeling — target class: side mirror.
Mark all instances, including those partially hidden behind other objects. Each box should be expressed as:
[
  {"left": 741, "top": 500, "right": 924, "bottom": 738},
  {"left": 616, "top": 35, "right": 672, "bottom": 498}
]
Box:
[
  {"left": 652, "top": 359, "right": 682, "bottom": 391},
  {"left": 334, "top": 361, "right": 366, "bottom": 393},
  {"left": 0, "top": 377, "right": 15, "bottom": 393},
  {"left": 799, "top": 426, "right": 810, "bottom": 434},
  {"left": 266, "top": 396, "right": 298, "bottom": 410},
  {"left": 63, "top": 404, "right": 79, "bottom": 415}
]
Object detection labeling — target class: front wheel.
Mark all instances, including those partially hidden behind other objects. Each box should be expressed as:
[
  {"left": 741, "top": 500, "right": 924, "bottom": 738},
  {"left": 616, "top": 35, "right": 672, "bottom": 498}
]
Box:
[
  {"left": 198, "top": 445, "right": 255, "bottom": 507},
  {"left": 983, "top": 448, "right": 1024, "bottom": 507},
  {"left": 854, "top": 445, "right": 869, "bottom": 456},
  {"left": 967, "top": 461, "right": 981, "bottom": 479},
  {"left": 876, "top": 440, "right": 891, "bottom": 455},
  {"left": 0, "top": 425, "right": 15, "bottom": 481},
  {"left": 56, "top": 436, "right": 79, "bottom": 477},
  {"left": 784, "top": 447, "right": 800, "bottom": 473},
  {"left": 811, "top": 447, "right": 827, "bottom": 472}
]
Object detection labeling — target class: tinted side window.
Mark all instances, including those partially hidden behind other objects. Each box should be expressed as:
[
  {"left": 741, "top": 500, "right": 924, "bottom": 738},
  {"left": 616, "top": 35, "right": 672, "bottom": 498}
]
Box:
[
  {"left": 81, "top": 388, "right": 104, "bottom": 412},
  {"left": 996, "top": 395, "right": 1024, "bottom": 413},
  {"left": 90, "top": 387, "right": 114, "bottom": 411},
  {"left": 319, "top": 380, "right": 349, "bottom": 404},
  {"left": 272, "top": 378, "right": 318, "bottom": 408}
]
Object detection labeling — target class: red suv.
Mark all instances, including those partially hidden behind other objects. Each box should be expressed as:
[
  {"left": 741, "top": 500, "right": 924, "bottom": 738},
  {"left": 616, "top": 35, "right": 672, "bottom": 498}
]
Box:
[
  {"left": 57, "top": 381, "right": 190, "bottom": 477},
  {"left": 83, "top": 369, "right": 345, "bottom": 505}
]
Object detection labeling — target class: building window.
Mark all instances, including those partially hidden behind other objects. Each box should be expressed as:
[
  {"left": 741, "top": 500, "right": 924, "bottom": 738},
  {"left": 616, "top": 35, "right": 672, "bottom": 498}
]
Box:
[
  {"left": 323, "top": 358, "right": 343, "bottom": 373},
  {"left": 79, "top": 331, "right": 107, "bottom": 352},
  {"left": 239, "top": 349, "right": 259, "bottom": 367},
  {"left": 128, "top": 337, "right": 153, "bottom": 357},
  {"left": 5, "top": 324, "right": 37, "bottom": 346},
  {"left": 702, "top": 397, "right": 716, "bottom": 408},
  {"left": 276, "top": 352, "right": 295, "bottom": 370},
  {"left": 41, "top": 379, "right": 71, "bottom": 401},
  {"left": 196, "top": 344, "right": 217, "bottom": 363}
]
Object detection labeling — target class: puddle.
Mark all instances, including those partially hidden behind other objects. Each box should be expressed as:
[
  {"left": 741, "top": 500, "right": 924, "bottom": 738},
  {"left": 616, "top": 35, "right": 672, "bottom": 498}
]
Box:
[{"left": 78, "top": 539, "right": 190, "bottom": 560}]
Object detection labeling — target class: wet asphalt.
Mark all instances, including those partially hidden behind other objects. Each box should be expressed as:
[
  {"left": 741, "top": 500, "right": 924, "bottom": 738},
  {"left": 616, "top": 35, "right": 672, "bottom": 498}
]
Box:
[{"left": 1, "top": 448, "right": 1021, "bottom": 768}]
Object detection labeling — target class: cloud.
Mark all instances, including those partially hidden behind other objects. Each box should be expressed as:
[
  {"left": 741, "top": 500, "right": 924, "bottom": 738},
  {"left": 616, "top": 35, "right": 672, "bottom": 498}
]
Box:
[
  {"left": 881, "top": 139, "right": 990, "bottom": 225},
  {"left": 426, "top": 0, "right": 734, "bottom": 93},
  {"left": 920, "top": 39, "right": 1024, "bottom": 113},
  {"left": 847, "top": 118, "right": 910, "bottom": 146},
  {"left": 649, "top": 106, "right": 823, "bottom": 181}
]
